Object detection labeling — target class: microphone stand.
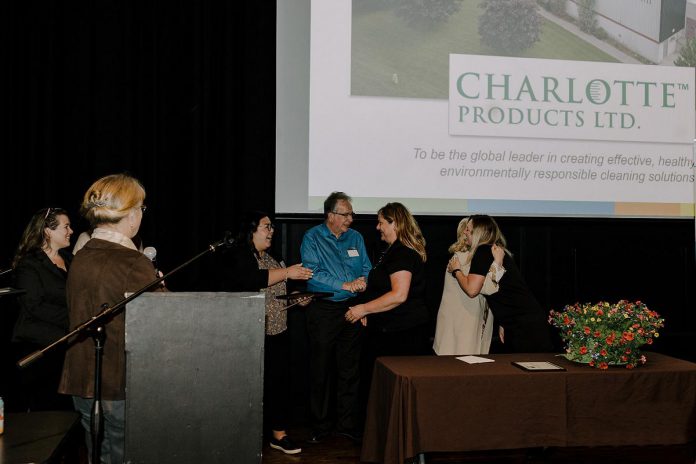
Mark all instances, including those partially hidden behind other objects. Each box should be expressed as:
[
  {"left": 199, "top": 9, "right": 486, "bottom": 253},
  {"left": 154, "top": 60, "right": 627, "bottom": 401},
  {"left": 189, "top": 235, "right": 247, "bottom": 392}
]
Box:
[{"left": 18, "top": 232, "right": 235, "bottom": 464}]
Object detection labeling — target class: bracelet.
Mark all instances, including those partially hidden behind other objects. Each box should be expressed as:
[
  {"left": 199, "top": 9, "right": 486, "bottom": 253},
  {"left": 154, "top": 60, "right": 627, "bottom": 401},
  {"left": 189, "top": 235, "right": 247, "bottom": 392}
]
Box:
[{"left": 451, "top": 269, "right": 462, "bottom": 278}]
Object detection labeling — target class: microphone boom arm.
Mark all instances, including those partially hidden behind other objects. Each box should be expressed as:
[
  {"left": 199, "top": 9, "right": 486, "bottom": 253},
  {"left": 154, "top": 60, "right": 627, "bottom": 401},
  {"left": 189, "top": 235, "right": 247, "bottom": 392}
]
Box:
[{"left": 17, "top": 232, "right": 234, "bottom": 368}]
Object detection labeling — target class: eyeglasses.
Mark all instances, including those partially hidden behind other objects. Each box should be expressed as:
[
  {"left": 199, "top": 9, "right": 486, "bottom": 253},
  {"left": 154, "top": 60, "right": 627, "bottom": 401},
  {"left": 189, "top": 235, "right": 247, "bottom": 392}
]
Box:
[
  {"left": 259, "top": 223, "right": 275, "bottom": 231},
  {"left": 332, "top": 211, "right": 355, "bottom": 219},
  {"left": 139, "top": 205, "right": 147, "bottom": 213}
]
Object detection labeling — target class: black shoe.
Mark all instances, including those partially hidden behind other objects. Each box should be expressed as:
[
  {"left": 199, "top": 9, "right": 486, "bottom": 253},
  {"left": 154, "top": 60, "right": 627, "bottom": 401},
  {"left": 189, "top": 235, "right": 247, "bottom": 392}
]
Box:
[
  {"left": 336, "top": 430, "right": 362, "bottom": 443},
  {"left": 270, "top": 436, "right": 302, "bottom": 455},
  {"left": 307, "top": 431, "right": 329, "bottom": 444}
]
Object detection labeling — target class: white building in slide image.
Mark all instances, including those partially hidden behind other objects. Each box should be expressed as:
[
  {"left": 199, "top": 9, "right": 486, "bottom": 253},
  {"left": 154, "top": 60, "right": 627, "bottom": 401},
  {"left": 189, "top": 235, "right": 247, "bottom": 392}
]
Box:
[{"left": 564, "top": 0, "right": 686, "bottom": 64}]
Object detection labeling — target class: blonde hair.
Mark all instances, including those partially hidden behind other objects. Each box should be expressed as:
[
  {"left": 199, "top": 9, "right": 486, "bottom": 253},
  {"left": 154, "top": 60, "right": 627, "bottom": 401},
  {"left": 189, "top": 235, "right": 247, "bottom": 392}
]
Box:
[
  {"left": 467, "top": 215, "right": 507, "bottom": 260},
  {"left": 378, "top": 202, "right": 426, "bottom": 262},
  {"left": 81, "top": 174, "right": 146, "bottom": 226},
  {"left": 448, "top": 217, "right": 470, "bottom": 254}
]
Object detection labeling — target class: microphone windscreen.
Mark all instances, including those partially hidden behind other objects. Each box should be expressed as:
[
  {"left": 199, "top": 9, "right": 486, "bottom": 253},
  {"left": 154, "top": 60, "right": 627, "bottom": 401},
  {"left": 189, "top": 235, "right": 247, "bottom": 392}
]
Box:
[{"left": 143, "top": 246, "right": 157, "bottom": 262}]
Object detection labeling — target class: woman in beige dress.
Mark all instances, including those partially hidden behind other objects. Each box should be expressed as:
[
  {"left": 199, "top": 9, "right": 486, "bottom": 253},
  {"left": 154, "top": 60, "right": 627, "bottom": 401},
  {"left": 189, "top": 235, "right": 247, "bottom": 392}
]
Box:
[{"left": 433, "top": 218, "right": 505, "bottom": 355}]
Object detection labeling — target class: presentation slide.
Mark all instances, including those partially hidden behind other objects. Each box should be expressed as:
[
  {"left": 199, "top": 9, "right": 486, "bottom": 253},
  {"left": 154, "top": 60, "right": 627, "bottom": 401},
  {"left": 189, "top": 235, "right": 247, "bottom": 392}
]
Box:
[{"left": 276, "top": 0, "right": 695, "bottom": 217}]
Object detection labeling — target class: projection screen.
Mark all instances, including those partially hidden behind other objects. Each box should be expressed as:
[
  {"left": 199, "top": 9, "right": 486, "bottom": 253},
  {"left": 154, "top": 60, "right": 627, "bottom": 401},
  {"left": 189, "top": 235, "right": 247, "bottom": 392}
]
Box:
[{"left": 276, "top": 0, "right": 695, "bottom": 218}]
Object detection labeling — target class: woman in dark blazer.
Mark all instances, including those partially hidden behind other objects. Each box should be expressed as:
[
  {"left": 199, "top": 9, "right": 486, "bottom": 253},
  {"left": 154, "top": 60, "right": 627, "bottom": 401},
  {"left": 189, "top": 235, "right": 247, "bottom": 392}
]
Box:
[{"left": 12, "top": 207, "right": 74, "bottom": 411}]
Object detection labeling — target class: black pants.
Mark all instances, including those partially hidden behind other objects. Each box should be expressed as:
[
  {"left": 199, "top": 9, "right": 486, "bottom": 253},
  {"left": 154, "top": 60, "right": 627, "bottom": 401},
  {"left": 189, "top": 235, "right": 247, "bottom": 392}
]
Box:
[
  {"left": 264, "top": 331, "right": 290, "bottom": 433},
  {"left": 12, "top": 341, "right": 73, "bottom": 412},
  {"left": 305, "top": 299, "right": 363, "bottom": 435}
]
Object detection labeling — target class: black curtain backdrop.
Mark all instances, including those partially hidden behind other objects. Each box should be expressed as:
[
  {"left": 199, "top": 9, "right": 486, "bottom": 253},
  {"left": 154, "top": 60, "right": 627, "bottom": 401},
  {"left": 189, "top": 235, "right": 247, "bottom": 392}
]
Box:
[{"left": 2, "top": 0, "right": 276, "bottom": 289}]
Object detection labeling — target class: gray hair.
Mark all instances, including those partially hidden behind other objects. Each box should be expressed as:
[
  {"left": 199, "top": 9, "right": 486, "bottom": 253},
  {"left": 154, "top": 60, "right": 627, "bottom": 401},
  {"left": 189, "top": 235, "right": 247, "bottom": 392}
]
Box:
[{"left": 323, "top": 191, "right": 352, "bottom": 217}]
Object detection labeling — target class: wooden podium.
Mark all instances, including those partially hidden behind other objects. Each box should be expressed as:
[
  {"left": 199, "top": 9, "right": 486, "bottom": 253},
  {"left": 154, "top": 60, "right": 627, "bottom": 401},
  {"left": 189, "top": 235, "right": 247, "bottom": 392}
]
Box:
[{"left": 124, "top": 292, "right": 265, "bottom": 463}]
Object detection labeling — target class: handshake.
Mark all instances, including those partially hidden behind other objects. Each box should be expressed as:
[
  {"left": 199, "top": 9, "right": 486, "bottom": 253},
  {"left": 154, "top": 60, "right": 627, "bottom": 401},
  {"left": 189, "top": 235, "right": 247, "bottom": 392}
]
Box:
[{"left": 341, "top": 276, "right": 367, "bottom": 293}]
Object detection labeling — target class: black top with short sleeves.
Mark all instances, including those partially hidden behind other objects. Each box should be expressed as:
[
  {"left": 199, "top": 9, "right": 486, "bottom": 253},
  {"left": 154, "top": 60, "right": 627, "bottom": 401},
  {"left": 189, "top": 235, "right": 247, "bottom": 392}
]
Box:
[
  {"left": 361, "top": 240, "right": 428, "bottom": 332},
  {"left": 470, "top": 244, "right": 552, "bottom": 352}
]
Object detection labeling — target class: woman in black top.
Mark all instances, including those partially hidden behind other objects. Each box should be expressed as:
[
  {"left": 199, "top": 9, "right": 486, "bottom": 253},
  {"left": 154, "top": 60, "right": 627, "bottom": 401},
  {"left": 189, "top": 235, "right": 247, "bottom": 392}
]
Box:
[
  {"left": 447, "top": 215, "right": 552, "bottom": 353},
  {"left": 345, "top": 202, "right": 429, "bottom": 357},
  {"left": 12, "top": 207, "right": 74, "bottom": 411},
  {"left": 218, "top": 211, "right": 312, "bottom": 455}
]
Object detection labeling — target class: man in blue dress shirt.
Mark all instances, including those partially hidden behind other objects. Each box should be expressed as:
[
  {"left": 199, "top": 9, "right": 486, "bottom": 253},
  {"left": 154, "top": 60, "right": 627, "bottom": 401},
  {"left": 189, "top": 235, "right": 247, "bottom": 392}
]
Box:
[{"left": 301, "top": 192, "right": 372, "bottom": 443}]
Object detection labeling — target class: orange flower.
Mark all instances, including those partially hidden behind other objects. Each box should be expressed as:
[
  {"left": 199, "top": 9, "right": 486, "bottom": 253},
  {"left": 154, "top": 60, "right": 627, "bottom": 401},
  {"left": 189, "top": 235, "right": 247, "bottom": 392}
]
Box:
[{"left": 550, "top": 301, "right": 664, "bottom": 370}]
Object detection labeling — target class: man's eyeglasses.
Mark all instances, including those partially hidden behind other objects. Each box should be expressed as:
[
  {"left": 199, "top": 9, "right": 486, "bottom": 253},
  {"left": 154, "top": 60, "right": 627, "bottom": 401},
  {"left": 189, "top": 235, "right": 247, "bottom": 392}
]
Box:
[
  {"left": 260, "top": 223, "right": 275, "bottom": 231},
  {"left": 332, "top": 211, "right": 355, "bottom": 219}
]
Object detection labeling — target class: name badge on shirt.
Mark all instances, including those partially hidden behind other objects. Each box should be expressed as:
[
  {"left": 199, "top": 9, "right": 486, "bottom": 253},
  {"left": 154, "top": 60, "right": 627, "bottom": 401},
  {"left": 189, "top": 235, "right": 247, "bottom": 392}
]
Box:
[{"left": 347, "top": 248, "right": 359, "bottom": 257}]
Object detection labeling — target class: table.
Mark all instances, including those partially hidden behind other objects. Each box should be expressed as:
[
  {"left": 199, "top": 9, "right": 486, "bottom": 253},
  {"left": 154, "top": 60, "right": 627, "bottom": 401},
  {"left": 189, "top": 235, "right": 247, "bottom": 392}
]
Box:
[
  {"left": 361, "top": 352, "right": 696, "bottom": 464},
  {"left": 0, "top": 411, "right": 81, "bottom": 464}
]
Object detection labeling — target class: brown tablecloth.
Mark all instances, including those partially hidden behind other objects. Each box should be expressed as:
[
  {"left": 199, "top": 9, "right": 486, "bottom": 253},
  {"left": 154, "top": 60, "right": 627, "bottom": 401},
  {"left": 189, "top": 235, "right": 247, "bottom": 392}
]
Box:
[{"left": 361, "top": 352, "right": 696, "bottom": 464}]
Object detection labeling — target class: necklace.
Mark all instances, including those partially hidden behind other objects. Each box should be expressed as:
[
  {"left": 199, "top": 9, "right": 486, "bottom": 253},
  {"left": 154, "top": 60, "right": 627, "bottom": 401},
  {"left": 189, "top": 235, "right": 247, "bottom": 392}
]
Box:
[{"left": 44, "top": 249, "right": 66, "bottom": 271}]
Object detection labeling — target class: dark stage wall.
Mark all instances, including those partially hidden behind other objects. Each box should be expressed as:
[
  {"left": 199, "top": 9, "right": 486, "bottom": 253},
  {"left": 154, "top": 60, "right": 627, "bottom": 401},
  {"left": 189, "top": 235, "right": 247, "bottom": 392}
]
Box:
[
  {"left": 2, "top": 1, "right": 696, "bottom": 418},
  {"left": 1, "top": 1, "right": 278, "bottom": 288}
]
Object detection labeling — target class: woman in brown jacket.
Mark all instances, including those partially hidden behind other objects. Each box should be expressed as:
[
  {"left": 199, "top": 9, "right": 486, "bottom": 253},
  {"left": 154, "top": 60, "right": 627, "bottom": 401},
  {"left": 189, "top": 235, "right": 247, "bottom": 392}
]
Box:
[{"left": 59, "top": 173, "right": 161, "bottom": 464}]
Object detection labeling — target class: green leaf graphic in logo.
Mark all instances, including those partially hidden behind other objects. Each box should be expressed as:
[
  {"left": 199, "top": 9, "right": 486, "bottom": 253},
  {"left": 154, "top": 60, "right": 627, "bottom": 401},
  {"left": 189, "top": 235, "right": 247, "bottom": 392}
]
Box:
[{"left": 588, "top": 80, "right": 608, "bottom": 103}]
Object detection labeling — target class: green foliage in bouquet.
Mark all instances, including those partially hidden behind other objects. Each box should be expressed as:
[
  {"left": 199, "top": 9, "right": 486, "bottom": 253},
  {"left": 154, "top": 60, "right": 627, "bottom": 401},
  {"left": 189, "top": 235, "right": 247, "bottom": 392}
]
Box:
[{"left": 549, "top": 300, "right": 664, "bottom": 369}]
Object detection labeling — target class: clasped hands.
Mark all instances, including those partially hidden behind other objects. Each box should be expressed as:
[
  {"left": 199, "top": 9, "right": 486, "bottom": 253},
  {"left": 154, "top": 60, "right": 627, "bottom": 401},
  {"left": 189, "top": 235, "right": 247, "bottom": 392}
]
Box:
[{"left": 341, "top": 276, "right": 366, "bottom": 293}]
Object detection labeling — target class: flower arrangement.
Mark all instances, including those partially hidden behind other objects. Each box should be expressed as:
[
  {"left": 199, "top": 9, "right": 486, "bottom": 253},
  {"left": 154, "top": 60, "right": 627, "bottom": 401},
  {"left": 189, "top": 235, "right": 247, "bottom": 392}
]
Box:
[{"left": 548, "top": 300, "right": 664, "bottom": 369}]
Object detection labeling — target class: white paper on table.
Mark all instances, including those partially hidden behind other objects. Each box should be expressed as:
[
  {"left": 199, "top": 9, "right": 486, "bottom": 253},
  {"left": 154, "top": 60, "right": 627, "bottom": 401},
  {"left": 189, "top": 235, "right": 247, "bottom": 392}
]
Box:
[{"left": 456, "top": 355, "right": 495, "bottom": 364}]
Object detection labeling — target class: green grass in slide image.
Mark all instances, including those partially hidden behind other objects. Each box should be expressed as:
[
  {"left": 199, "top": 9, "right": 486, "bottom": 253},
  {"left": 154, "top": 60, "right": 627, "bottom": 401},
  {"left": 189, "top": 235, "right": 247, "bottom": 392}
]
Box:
[{"left": 350, "top": 0, "right": 618, "bottom": 99}]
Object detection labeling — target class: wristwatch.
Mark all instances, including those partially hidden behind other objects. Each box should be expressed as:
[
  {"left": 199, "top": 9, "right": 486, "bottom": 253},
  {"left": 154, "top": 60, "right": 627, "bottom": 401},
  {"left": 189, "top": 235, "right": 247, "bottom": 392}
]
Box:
[{"left": 451, "top": 269, "right": 462, "bottom": 278}]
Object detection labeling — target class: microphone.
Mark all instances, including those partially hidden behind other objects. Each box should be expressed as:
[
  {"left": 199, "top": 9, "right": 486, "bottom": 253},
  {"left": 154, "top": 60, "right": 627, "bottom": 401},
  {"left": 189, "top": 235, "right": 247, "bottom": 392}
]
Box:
[
  {"left": 143, "top": 247, "right": 158, "bottom": 275},
  {"left": 143, "top": 246, "right": 157, "bottom": 263},
  {"left": 210, "top": 231, "right": 235, "bottom": 251}
]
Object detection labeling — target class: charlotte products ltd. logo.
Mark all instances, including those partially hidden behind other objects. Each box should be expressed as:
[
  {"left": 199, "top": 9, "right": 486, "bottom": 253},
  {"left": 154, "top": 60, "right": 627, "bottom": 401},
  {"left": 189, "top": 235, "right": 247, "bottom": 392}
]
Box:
[{"left": 449, "top": 54, "right": 695, "bottom": 143}]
